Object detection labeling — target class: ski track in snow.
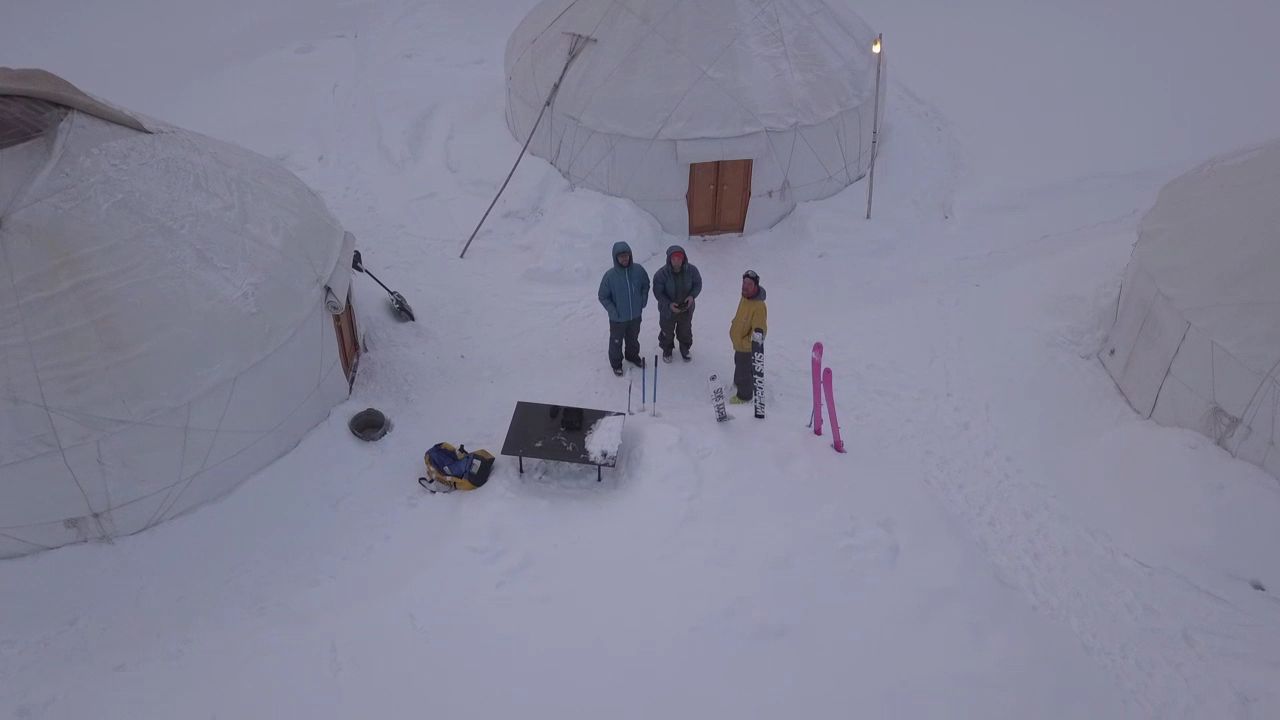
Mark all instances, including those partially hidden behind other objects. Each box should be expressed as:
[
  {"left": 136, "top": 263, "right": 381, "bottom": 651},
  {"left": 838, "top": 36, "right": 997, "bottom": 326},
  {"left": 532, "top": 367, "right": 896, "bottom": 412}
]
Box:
[
  {"left": 918, "top": 387, "right": 1246, "bottom": 717},
  {"left": 851, "top": 265, "right": 1280, "bottom": 718}
]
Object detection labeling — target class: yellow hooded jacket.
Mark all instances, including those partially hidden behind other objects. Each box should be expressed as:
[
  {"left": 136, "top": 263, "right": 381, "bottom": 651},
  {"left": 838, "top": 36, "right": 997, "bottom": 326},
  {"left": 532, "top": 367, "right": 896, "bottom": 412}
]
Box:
[{"left": 729, "top": 286, "right": 767, "bottom": 353}]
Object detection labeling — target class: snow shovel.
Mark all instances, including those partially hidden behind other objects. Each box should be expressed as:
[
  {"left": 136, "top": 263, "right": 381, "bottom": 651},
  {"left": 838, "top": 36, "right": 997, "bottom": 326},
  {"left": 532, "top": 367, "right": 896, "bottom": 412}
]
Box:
[{"left": 351, "top": 250, "right": 415, "bottom": 322}]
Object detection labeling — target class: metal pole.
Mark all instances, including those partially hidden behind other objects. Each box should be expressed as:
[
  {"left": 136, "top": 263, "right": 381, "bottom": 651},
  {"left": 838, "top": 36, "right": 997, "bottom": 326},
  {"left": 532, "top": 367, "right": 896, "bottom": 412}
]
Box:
[
  {"left": 865, "top": 33, "right": 883, "bottom": 220},
  {"left": 651, "top": 354, "right": 658, "bottom": 417},
  {"left": 641, "top": 357, "right": 647, "bottom": 412}
]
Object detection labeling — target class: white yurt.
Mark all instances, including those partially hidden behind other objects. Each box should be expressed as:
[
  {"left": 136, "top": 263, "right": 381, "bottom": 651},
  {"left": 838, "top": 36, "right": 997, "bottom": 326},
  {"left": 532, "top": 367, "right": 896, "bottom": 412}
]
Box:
[
  {"left": 1101, "top": 139, "right": 1280, "bottom": 478},
  {"left": 0, "top": 68, "right": 362, "bottom": 558},
  {"left": 504, "top": 0, "right": 885, "bottom": 237}
]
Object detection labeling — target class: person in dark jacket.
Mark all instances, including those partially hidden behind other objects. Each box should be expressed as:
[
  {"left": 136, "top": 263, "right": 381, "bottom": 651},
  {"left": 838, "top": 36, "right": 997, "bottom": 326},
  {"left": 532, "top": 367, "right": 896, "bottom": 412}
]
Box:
[
  {"left": 729, "top": 270, "right": 767, "bottom": 403},
  {"left": 652, "top": 244, "right": 702, "bottom": 363},
  {"left": 598, "top": 241, "right": 650, "bottom": 375}
]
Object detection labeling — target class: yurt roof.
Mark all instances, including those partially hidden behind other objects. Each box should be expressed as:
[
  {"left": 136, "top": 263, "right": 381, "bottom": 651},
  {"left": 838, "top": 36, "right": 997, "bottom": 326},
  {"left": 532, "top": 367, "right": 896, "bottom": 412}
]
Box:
[
  {"left": 505, "top": 0, "right": 879, "bottom": 140},
  {"left": 0, "top": 86, "right": 345, "bottom": 433},
  {"left": 0, "top": 67, "right": 148, "bottom": 135},
  {"left": 1134, "top": 139, "right": 1280, "bottom": 375}
]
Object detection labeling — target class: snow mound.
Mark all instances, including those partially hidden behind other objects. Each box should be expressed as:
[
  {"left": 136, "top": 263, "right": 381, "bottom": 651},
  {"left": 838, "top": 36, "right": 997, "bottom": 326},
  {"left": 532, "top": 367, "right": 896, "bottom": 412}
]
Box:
[
  {"left": 514, "top": 188, "right": 666, "bottom": 284},
  {"left": 584, "top": 414, "right": 625, "bottom": 465}
]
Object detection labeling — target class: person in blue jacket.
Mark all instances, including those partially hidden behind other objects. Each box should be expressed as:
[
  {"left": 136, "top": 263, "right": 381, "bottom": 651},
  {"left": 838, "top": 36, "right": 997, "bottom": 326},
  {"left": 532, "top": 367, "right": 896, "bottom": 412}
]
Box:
[{"left": 598, "top": 241, "right": 650, "bottom": 375}]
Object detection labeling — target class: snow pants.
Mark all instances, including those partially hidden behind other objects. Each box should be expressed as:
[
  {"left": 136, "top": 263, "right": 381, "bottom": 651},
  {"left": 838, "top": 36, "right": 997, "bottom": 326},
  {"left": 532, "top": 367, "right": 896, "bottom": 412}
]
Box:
[
  {"left": 733, "top": 350, "right": 754, "bottom": 400},
  {"left": 609, "top": 317, "right": 642, "bottom": 369},
  {"left": 658, "top": 308, "right": 694, "bottom": 354}
]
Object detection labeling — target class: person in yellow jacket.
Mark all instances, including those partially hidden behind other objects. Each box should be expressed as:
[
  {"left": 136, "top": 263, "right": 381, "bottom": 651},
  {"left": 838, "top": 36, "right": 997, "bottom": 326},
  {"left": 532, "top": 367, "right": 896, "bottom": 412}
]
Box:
[{"left": 729, "top": 270, "right": 767, "bottom": 403}]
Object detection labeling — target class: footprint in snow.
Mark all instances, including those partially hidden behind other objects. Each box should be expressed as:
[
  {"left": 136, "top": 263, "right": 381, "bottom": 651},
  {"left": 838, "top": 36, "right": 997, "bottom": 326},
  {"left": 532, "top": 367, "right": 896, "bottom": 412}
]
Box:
[{"left": 839, "top": 517, "right": 901, "bottom": 574}]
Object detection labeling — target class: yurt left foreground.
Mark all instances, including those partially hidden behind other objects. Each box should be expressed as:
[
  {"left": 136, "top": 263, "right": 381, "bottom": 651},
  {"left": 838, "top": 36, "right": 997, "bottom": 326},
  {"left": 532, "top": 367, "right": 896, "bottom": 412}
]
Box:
[{"left": 0, "top": 68, "right": 362, "bottom": 558}]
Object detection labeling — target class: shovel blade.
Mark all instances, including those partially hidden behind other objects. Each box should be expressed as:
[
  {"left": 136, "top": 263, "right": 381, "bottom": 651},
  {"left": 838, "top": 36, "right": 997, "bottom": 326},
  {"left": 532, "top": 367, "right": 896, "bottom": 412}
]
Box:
[{"left": 390, "top": 292, "right": 415, "bottom": 322}]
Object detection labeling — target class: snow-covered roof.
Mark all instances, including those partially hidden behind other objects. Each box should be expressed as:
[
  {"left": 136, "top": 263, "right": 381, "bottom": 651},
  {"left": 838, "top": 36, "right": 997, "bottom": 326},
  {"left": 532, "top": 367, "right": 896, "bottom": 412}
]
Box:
[
  {"left": 1, "top": 105, "right": 346, "bottom": 497},
  {"left": 505, "top": 0, "right": 879, "bottom": 140},
  {"left": 1134, "top": 139, "right": 1280, "bottom": 376}
]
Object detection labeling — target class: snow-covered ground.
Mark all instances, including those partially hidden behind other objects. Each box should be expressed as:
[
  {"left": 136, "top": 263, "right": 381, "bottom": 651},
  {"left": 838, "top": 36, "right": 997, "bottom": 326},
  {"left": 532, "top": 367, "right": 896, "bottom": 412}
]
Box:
[{"left": 5, "top": 1, "right": 1280, "bottom": 718}]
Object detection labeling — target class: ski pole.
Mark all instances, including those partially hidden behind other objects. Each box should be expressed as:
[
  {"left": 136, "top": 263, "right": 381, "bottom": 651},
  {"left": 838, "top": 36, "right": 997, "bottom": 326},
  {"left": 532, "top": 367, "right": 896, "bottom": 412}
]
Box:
[
  {"left": 628, "top": 376, "right": 633, "bottom": 414},
  {"left": 641, "top": 357, "right": 647, "bottom": 411},
  {"left": 652, "top": 354, "right": 658, "bottom": 416}
]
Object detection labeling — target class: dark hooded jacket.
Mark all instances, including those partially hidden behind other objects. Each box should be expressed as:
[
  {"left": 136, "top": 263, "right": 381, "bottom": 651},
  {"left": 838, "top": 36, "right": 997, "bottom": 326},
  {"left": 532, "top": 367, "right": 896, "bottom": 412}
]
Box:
[
  {"left": 652, "top": 244, "right": 703, "bottom": 320},
  {"left": 598, "top": 241, "right": 650, "bottom": 323}
]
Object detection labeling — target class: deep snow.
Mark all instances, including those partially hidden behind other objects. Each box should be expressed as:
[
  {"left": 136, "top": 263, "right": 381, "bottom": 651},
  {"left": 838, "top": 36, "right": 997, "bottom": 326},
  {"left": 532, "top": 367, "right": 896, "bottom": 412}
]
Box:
[{"left": 4, "top": 1, "right": 1280, "bottom": 718}]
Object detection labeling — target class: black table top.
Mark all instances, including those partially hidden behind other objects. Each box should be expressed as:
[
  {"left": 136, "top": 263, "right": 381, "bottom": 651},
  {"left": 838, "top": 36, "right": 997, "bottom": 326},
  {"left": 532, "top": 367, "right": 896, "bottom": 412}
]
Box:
[{"left": 500, "top": 401, "right": 625, "bottom": 467}]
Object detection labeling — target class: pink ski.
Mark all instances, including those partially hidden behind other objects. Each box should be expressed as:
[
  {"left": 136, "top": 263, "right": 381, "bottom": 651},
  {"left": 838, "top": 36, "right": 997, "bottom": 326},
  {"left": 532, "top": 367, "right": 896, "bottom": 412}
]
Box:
[
  {"left": 810, "top": 341, "right": 824, "bottom": 435},
  {"left": 822, "top": 367, "right": 845, "bottom": 453}
]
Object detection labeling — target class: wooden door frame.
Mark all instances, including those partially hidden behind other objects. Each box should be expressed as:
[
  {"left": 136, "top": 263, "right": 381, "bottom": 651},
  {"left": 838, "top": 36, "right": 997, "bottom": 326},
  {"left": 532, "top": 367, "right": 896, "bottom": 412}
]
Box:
[{"left": 332, "top": 291, "right": 360, "bottom": 391}]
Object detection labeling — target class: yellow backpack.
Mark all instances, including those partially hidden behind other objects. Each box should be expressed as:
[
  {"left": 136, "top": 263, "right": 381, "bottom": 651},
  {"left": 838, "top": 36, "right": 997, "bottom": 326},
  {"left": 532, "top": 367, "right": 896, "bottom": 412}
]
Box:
[{"left": 419, "top": 442, "right": 495, "bottom": 493}]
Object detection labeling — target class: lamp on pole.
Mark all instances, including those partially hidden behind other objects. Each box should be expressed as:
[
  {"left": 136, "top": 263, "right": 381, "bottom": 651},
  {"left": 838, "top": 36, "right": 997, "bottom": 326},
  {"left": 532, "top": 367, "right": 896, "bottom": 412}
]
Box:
[{"left": 865, "top": 33, "right": 883, "bottom": 220}]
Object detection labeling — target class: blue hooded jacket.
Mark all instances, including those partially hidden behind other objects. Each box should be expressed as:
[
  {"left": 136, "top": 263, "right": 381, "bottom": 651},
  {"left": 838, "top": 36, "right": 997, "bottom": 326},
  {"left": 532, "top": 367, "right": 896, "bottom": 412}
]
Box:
[{"left": 598, "top": 241, "right": 650, "bottom": 323}]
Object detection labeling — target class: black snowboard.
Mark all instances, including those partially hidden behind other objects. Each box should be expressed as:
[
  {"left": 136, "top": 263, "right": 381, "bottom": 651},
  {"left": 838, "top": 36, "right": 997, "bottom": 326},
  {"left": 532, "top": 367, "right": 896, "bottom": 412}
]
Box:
[{"left": 752, "top": 328, "right": 765, "bottom": 419}]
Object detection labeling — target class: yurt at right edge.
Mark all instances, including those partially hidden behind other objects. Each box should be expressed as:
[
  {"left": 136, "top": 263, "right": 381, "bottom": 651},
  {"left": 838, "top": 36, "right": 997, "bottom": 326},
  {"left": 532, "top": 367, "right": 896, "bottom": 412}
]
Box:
[{"left": 1101, "top": 139, "right": 1280, "bottom": 478}]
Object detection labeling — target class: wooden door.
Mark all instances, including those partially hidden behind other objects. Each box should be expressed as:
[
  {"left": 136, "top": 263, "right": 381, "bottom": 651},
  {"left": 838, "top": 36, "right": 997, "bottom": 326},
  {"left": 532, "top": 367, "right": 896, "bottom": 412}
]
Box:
[
  {"left": 715, "top": 159, "right": 752, "bottom": 233},
  {"left": 686, "top": 159, "right": 752, "bottom": 235},
  {"left": 687, "top": 161, "right": 720, "bottom": 235},
  {"left": 332, "top": 291, "right": 360, "bottom": 390}
]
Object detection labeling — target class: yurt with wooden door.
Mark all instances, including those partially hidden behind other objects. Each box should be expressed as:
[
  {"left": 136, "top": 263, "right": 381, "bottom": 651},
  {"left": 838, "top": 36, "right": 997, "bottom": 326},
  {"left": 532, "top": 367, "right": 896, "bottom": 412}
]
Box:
[
  {"left": 504, "top": 0, "right": 885, "bottom": 237},
  {"left": 0, "top": 68, "right": 362, "bottom": 558}
]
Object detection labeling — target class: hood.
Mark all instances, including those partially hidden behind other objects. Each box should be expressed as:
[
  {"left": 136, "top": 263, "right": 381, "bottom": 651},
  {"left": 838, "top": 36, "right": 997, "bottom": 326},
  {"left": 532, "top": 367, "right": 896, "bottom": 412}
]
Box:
[
  {"left": 611, "top": 241, "right": 633, "bottom": 268},
  {"left": 665, "top": 244, "right": 687, "bottom": 268}
]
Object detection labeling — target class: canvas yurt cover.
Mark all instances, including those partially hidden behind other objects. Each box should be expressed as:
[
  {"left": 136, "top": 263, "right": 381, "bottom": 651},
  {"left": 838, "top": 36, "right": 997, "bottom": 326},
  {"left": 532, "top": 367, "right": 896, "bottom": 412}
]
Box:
[
  {"left": 505, "top": 0, "right": 885, "bottom": 236},
  {"left": 1101, "top": 139, "right": 1280, "bottom": 478},
  {"left": 0, "top": 68, "right": 362, "bottom": 558}
]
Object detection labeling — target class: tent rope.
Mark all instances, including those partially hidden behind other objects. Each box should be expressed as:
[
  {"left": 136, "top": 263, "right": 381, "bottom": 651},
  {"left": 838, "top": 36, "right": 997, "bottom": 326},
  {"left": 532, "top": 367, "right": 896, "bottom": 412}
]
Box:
[{"left": 460, "top": 32, "right": 595, "bottom": 259}]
